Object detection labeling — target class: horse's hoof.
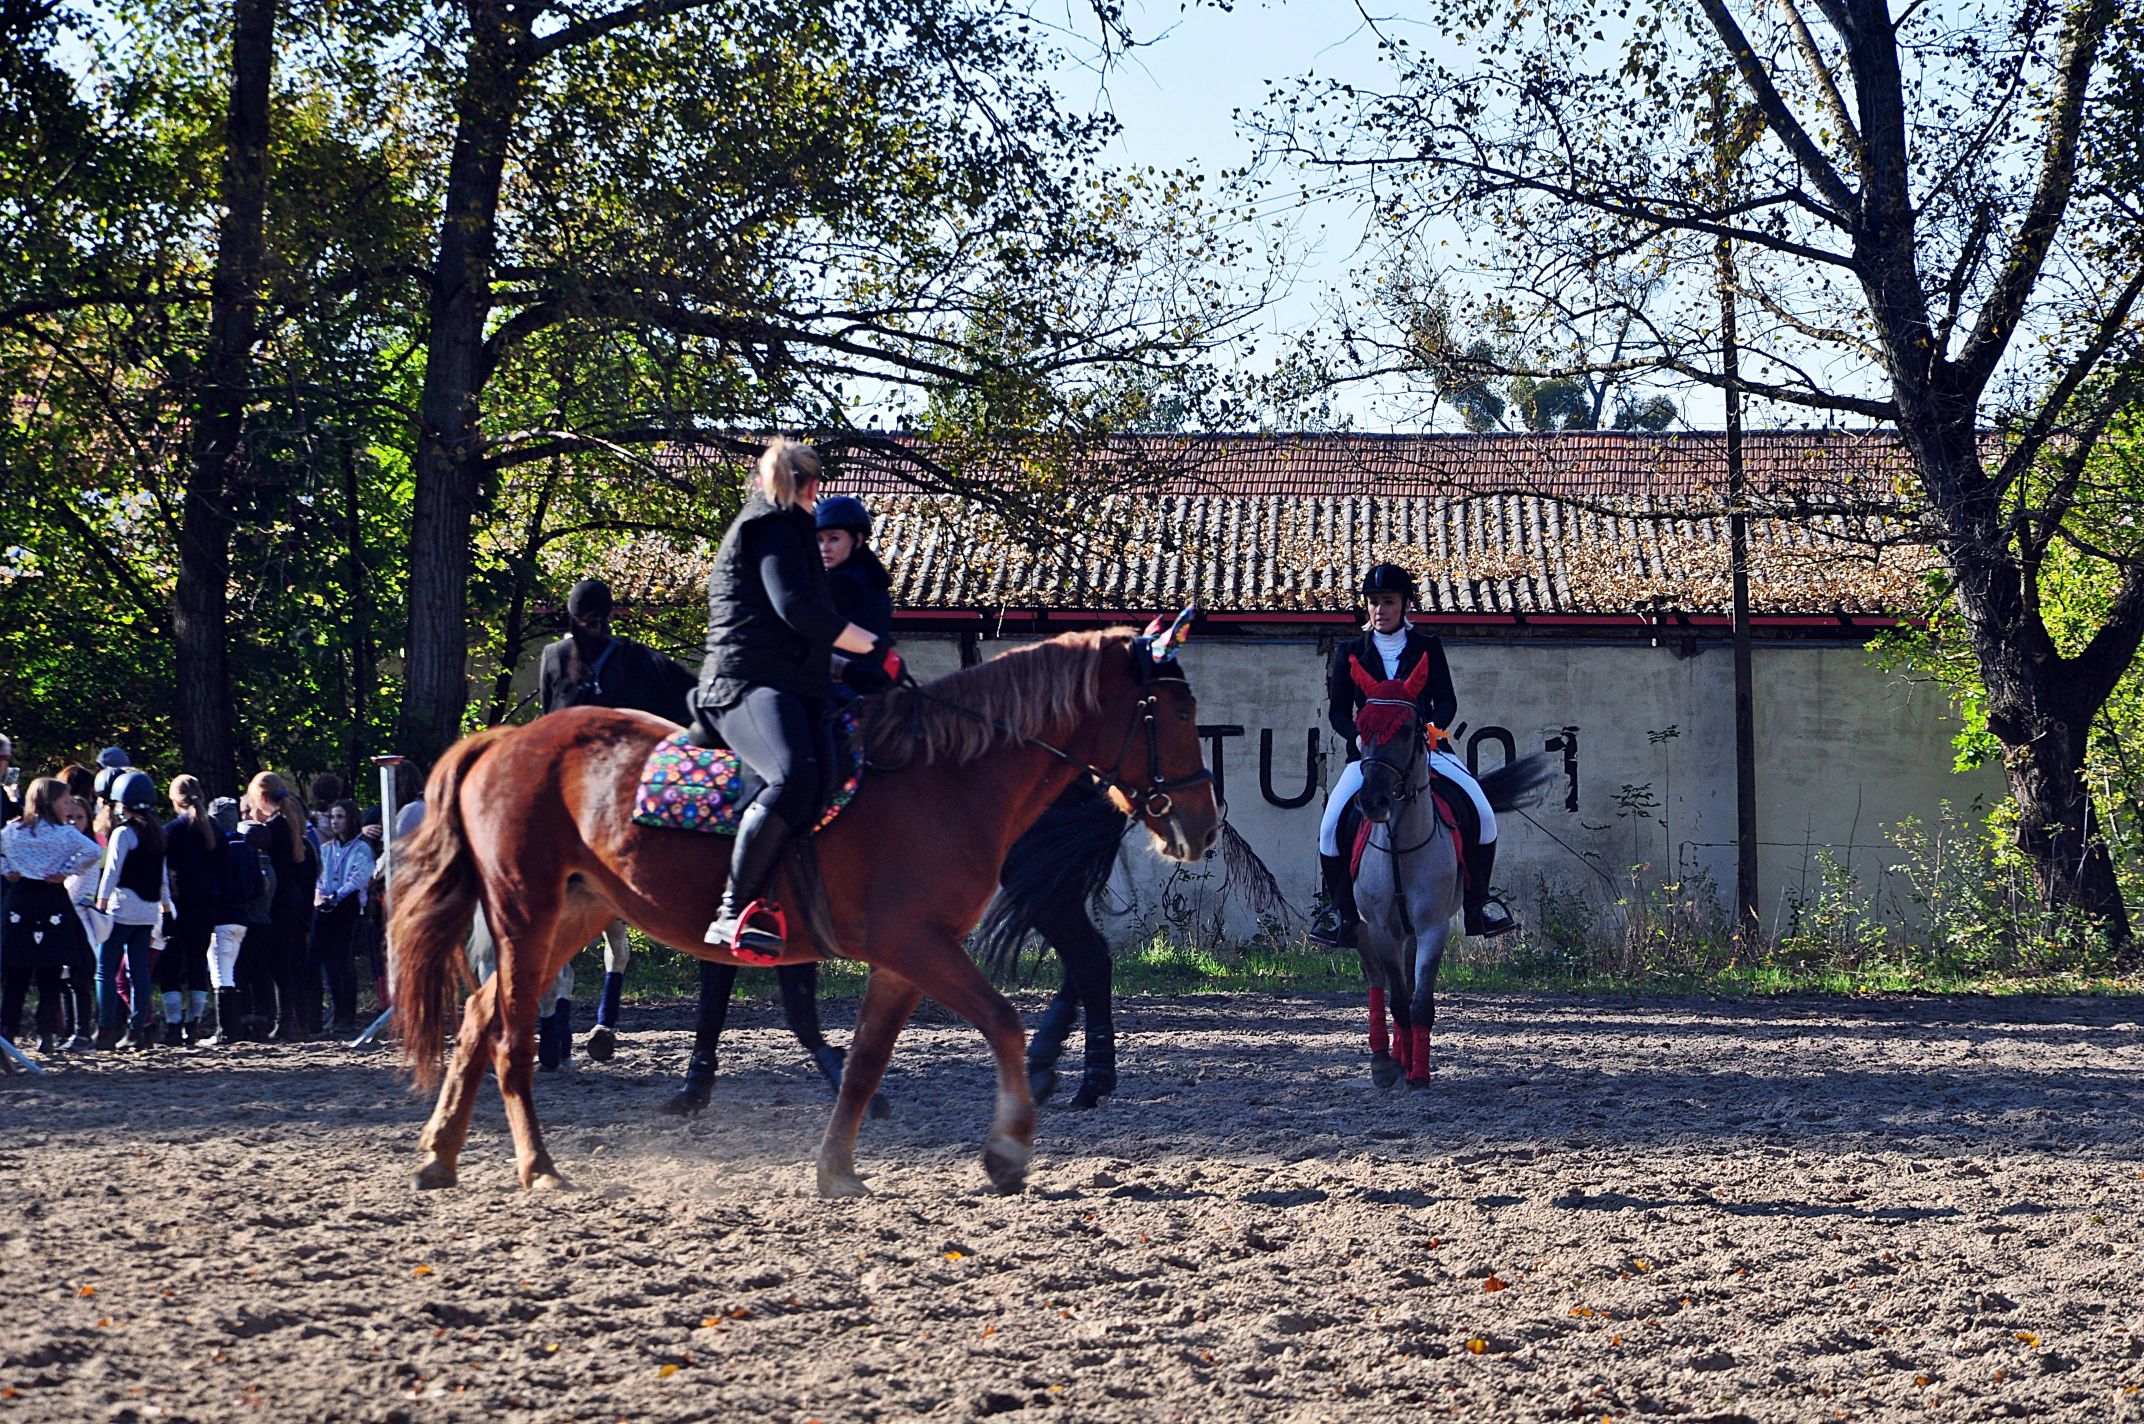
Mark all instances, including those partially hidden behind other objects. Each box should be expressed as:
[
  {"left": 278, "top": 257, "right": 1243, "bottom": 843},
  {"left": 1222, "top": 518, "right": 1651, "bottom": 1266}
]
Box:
[
  {"left": 867, "top": 1092, "right": 893, "bottom": 1121},
  {"left": 816, "top": 1165, "right": 869, "bottom": 1198},
  {"left": 583, "top": 1025, "right": 615, "bottom": 1063},
  {"left": 982, "top": 1134, "right": 1030, "bottom": 1195},
  {"left": 1027, "top": 1063, "right": 1060, "bottom": 1104},
  {"left": 1067, "top": 1073, "right": 1116, "bottom": 1110},
  {"left": 1370, "top": 1053, "right": 1401, "bottom": 1090},
  {"left": 526, "top": 1169, "right": 571, "bottom": 1192},
  {"left": 413, "top": 1157, "right": 457, "bottom": 1191},
  {"left": 660, "top": 1084, "right": 712, "bottom": 1117},
  {"left": 1406, "top": 1075, "right": 1434, "bottom": 1092}
]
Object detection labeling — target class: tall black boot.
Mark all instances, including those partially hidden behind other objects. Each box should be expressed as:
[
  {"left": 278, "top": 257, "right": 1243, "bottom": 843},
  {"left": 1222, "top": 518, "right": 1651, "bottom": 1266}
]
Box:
[
  {"left": 1462, "top": 840, "right": 1516, "bottom": 937},
  {"left": 201, "top": 988, "right": 244, "bottom": 1046},
  {"left": 702, "top": 804, "right": 796, "bottom": 962},
  {"left": 1308, "top": 853, "right": 1359, "bottom": 948}
]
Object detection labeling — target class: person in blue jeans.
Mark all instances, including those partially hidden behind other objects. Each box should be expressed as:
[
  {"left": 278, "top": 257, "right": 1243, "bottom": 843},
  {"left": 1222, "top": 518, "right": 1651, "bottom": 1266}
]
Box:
[{"left": 94, "top": 769, "right": 169, "bottom": 1050}]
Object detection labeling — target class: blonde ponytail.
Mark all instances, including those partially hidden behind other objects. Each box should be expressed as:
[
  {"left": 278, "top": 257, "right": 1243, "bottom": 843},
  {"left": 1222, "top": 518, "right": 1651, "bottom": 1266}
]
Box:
[{"left": 755, "top": 438, "right": 822, "bottom": 509}]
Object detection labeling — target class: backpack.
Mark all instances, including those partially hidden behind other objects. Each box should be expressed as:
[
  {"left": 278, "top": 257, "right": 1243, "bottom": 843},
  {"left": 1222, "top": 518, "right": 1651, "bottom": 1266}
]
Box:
[
  {"left": 228, "top": 825, "right": 275, "bottom": 923},
  {"left": 551, "top": 639, "right": 621, "bottom": 709}
]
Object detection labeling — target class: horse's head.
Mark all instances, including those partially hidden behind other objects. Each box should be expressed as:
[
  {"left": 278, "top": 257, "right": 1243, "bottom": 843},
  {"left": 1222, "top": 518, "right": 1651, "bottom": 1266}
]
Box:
[
  {"left": 1349, "top": 654, "right": 1430, "bottom": 825},
  {"left": 1095, "top": 613, "right": 1220, "bottom": 862}
]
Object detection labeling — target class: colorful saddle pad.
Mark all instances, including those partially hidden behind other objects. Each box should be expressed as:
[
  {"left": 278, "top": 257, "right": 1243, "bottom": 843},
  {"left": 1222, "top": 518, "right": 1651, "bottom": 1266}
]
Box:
[{"left": 632, "top": 709, "right": 865, "bottom": 835}]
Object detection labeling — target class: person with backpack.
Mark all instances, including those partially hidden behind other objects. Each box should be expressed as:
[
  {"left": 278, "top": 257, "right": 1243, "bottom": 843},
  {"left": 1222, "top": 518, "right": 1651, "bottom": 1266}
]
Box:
[
  {"left": 155, "top": 774, "right": 224, "bottom": 1045},
  {"left": 94, "top": 769, "right": 170, "bottom": 1050},
  {"left": 204, "top": 797, "right": 273, "bottom": 1045},
  {"left": 537, "top": 577, "right": 697, "bottom": 1066}
]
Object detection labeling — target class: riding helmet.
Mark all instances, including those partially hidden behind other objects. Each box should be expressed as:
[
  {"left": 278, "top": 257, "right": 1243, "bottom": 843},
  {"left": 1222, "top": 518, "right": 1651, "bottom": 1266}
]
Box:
[
  {"left": 111, "top": 768, "right": 158, "bottom": 811},
  {"left": 814, "top": 495, "right": 873, "bottom": 539},
  {"left": 1361, "top": 562, "right": 1419, "bottom": 606},
  {"left": 92, "top": 765, "right": 123, "bottom": 802}
]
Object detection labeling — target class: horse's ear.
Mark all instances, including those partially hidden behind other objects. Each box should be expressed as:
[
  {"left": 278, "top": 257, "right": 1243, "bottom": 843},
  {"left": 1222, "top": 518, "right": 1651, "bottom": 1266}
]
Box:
[
  {"left": 1151, "top": 606, "right": 1197, "bottom": 660},
  {"left": 1349, "top": 656, "right": 1381, "bottom": 697},
  {"left": 1139, "top": 615, "right": 1166, "bottom": 639},
  {"left": 1402, "top": 654, "right": 1430, "bottom": 699}
]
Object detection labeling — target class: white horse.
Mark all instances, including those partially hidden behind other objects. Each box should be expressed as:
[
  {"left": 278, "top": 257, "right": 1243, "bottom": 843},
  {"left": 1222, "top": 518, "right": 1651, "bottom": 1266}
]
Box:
[{"left": 1351, "top": 695, "right": 1555, "bottom": 1089}]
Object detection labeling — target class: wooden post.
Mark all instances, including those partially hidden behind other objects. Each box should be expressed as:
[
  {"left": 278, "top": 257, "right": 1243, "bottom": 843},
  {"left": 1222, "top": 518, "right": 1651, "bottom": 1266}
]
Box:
[{"left": 1713, "top": 85, "right": 1760, "bottom": 949}]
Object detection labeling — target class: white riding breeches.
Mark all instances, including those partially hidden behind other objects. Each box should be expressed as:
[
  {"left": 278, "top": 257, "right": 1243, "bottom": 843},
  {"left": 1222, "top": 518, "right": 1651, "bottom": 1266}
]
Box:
[
  {"left": 209, "top": 924, "right": 246, "bottom": 990},
  {"left": 1318, "top": 752, "right": 1498, "bottom": 858}
]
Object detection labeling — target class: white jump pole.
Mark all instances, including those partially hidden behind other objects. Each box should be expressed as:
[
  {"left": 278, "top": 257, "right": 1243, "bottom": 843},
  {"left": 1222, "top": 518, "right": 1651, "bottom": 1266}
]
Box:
[
  {"left": 351, "top": 754, "right": 404, "bottom": 1049},
  {"left": 0, "top": 1033, "right": 44, "bottom": 1075}
]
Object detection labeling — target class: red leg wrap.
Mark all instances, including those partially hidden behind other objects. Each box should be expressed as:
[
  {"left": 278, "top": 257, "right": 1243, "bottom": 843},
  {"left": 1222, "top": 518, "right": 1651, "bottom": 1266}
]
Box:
[
  {"left": 1407, "top": 1026, "right": 1433, "bottom": 1082},
  {"left": 1367, "top": 987, "right": 1389, "bottom": 1056},
  {"left": 1391, "top": 1025, "right": 1410, "bottom": 1073}
]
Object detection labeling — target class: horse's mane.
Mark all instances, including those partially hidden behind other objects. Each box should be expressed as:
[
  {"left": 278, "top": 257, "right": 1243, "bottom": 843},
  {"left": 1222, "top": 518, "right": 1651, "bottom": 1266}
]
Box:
[{"left": 859, "top": 630, "right": 1114, "bottom": 765}]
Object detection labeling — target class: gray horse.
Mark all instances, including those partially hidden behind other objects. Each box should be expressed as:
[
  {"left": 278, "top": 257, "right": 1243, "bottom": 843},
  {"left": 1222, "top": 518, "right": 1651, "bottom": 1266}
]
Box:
[{"left": 1351, "top": 711, "right": 1555, "bottom": 1089}]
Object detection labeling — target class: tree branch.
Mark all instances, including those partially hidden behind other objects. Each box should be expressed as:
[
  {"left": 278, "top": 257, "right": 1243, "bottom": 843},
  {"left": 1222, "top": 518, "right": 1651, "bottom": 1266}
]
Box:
[{"left": 1691, "top": 0, "right": 1861, "bottom": 218}]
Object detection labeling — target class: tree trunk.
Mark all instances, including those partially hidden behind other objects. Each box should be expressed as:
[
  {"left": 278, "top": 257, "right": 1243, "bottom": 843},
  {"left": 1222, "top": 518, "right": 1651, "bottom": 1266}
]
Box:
[
  {"left": 397, "top": 11, "right": 523, "bottom": 764},
  {"left": 1988, "top": 692, "right": 2132, "bottom": 946},
  {"left": 342, "top": 436, "right": 374, "bottom": 784},
  {"left": 174, "top": 0, "right": 275, "bottom": 792}
]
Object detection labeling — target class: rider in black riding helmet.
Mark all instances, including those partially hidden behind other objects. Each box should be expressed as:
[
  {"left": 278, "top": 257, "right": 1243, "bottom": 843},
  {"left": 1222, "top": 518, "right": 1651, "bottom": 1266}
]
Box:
[
  {"left": 1309, "top": 563, "right": 1515, "bottom": 948},
  {"left": 692, "top": 439, "right": 902, "bottom": 961}
]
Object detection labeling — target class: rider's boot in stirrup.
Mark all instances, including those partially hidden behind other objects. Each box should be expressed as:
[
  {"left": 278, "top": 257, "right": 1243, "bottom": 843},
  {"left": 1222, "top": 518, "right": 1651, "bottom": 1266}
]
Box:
[
  {"left": 703, "top": 803, "right": 794, "bottom": 963},
  {"left": 1308, "top": 853, "right": 1359, "bottom": 949},
  {"left": 1462, "top": 840, "right": 1516, "bottom": 937}
]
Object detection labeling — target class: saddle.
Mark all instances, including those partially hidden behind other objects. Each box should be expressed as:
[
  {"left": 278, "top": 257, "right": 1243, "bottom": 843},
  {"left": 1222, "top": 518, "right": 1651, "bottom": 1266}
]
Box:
[
  {"left": 631, "top": 707, "right": 866, "bottom": 961},
  {"left": 632, "top": 707, "right": 865, "bottom": 836}
]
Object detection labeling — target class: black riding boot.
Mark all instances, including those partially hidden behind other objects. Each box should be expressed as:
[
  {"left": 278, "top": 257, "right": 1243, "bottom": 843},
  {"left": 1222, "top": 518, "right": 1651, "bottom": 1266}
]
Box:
[
  {"left": 1308, "top": 853, "right": 1359, "bottom": 948},
  {"left": 1462, "top": 840, "right": 1516, "bottom": 937},
  {"left": 703, "top": 803, "right": 796, "bottom": 960},
  {"left": 200, "top": 988, "right": 244, "bottom": 1046}
]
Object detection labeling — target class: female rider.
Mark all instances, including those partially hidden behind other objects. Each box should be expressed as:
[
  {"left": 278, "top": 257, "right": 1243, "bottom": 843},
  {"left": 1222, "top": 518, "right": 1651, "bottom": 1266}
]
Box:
[
  {"left": 693, "top": 439, "right": 900, "bottom": 960},
  {"left": 1308, "top": 563, "right": 1513, "bottom": 948}
]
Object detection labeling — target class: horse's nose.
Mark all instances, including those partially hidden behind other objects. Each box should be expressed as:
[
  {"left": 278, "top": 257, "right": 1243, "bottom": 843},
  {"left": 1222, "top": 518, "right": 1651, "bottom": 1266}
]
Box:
[{"left": 1201, "top": 824, "right": 1220, "bottom": 856}]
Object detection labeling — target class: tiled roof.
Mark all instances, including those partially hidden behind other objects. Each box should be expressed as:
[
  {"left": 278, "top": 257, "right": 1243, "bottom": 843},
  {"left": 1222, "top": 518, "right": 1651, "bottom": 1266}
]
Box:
[
  {"left": 652, "top": 428, "right": 1925, "bottom": 511},
  {"left": 589, "top": 490, "right": 1934, "bottom": 621}
]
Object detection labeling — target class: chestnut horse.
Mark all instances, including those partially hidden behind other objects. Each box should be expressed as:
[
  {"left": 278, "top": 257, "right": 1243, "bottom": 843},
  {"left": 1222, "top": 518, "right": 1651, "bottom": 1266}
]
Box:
[{"left": 391, "top": 628, "right": 1219, "bottom": 1196}]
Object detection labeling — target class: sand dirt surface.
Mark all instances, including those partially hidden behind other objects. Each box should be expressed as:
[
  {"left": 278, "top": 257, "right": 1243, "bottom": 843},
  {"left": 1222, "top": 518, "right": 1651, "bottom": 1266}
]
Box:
[{"left": 2, "top": 991, "right": 2141, "bottom": 1423}]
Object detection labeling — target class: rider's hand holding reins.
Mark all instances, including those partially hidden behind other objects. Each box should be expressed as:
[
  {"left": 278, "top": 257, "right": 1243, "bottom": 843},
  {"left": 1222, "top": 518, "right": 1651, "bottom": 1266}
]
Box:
[{"left": 846, "top": 637, "right": 904, "bottom": 694}]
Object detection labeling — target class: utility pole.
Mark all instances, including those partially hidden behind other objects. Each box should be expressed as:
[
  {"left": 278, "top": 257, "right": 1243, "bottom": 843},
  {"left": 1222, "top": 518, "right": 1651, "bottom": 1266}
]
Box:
[{"left": 1713, "top": 83, "right": 1761, "bottom": 950}]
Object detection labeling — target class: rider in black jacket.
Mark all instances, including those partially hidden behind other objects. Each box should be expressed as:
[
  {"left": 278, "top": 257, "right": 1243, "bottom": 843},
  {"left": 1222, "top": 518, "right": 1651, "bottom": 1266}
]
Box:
[
  {"left": 692, "top": 440, "right": 901, "bottom": 960},
  {"left": 1309, "top": 563, "right": 1513, "bottom": 947}
]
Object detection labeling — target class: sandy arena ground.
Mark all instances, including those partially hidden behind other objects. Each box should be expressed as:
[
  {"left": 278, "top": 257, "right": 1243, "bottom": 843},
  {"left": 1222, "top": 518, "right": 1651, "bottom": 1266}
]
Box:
[{"left": 2, "top": 991, "right": 2141, "bottom": 1423}]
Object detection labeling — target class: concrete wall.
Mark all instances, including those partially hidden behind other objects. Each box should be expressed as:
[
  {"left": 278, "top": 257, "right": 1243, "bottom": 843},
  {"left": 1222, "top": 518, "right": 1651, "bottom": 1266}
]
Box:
[{"left": 903, "top": 632, "right": 2001, "bottom": 946}]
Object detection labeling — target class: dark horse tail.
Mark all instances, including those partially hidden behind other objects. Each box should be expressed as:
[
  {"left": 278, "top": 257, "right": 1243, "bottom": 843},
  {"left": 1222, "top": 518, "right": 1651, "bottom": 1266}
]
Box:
[
  {"left": 1481, "top": 751, "right": 1559, "bottom": 814},
  {"left": 971, "top": 790, "right": 1129, "bottom": 983},
  {"left": 393, "top": 726, "right": 515, "bottom": 1093}
]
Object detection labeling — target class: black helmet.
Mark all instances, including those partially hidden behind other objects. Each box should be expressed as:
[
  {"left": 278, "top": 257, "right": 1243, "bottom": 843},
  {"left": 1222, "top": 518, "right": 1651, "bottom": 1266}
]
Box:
[
  {"left": 93, "top": 765, "right": 123, "bottom": 802},
  {"left": 1361, "top": 563, "right": 1419, "bottom": 605},
  {"left": 815, "top": 495, "right": 872, "bottom": 538},
  {"left": 111, "top": 768, "right": 157, "bottom": 811}
]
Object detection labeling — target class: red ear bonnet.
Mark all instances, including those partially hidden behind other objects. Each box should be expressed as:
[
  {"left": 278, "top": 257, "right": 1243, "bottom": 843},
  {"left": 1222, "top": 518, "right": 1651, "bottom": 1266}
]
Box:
[
  {"left": 1348, "top": 655, "right": 1382, "bottom": 699},
  {"left": 1402, "top": 653, "right": 1430, "bottom": 699},
  {"left": 1350, "top": 652, "right": 1418, "bottom": 746}
]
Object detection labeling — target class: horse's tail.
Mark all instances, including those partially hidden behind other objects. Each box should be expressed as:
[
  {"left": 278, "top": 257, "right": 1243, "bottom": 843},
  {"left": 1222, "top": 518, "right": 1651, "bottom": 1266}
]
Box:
[
  {"left": 1481, "top": 751, "right": 1559, "bottom": 814},
  {"left": 971, "top": 791, "right": 1129, "bottom": 984},
  {"left": 393, "top": 726, "right": 515, "bottom": 1093}
]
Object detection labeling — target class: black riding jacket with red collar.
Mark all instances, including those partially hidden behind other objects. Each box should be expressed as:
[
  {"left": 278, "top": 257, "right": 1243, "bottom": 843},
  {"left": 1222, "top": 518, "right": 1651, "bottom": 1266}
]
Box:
[{"left": 1326, "top": 626, "right": 1458, "bottom": 764}]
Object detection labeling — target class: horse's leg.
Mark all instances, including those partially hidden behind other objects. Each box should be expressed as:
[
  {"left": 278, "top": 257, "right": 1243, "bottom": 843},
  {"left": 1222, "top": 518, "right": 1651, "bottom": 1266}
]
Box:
[
  {"left": 778, "top": 961, "right": 892, "bottom": 1119},
  {"left": 488, "top": 924, "right": 572, "bottom": 1190},
  {"left": 1407, "top": 924, "right": 1449, "bottom": 1089},
  {"left": 1024, "top": 975, "right": 1078, "bottom": 1105},
  {"left": 664, "top": 958, "right": 737, "bottom": 1116},
  {"left": 815, "top": 968, "right": 923, "bottom": 1198},
  {"left": 584, "top": 921, "right": 630, "bottom": 1062},
  {"left": 414, "top": 978, "right": 499, "bottom": 1189},
  {"left": 1367, "top": 958, "right": 1402, "bottom": 1090},
  {"left": 1386, "top": 955, "right": 1414, "bottom": 1081},
  {"left": 879, "top": 941, "right": 1036, "bottom": 1195},
  {"left": 1055, "top": 913, "right": 1115, "bottom": 1109}
]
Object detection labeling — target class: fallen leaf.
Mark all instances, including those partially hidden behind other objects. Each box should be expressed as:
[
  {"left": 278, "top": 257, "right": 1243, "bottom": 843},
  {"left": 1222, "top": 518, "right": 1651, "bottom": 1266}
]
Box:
[
  {"left": 2014, "top": 1332, "right": 2039, "bottom": 1348},
  {"left": 1483, "top": 1276, "right": 1509, "bottom": 1293},
  {"left": 1569, "top": 1307, "right": 1596, "bottom": 1318},
  {"left": 981, "top": 1326, "right": 996, "bottom": 1338},
  {"left": 1915, "top": 1376, "right": 1932, "bottom": 1388},
  {"left": 657, "top": 1364, "right": 678, "bottom": 1380},
  {"left": 1633, "top": 1259, "right": 1651, "bottom": 1272},
  {"left": 412, "top": 1265, "right": 433, "bottom": 1278},
  {"left": 1610, "top": 1334, "right": 1623, "bottom": 1347},
  {"left": 945, "top": 1251, "right": 965, "bottom": 1262},
  {"left": 1465, "top": 1338, "right": 1487, "bottom": 1355},
  {"left": 545, "top": 1344, "right": 559, "bottom": 1354},
  {"left": 2, "top": 1387, "right": 21, "bottom": 1399},
  {"left": 77, "top": 1286, "right": 95, "bottom": 1298}
]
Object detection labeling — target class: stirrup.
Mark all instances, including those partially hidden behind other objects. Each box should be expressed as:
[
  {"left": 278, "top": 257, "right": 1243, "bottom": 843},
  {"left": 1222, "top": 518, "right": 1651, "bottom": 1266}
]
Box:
[
  {"left": 1307, "top": 907, "right": 1356, "bottom": 949},
  {"left": 728, "top": 899, "right": 787, "bottom": 965},
  {"left": 1465, "top": 897, "right": 1517, "bottom": 938}
]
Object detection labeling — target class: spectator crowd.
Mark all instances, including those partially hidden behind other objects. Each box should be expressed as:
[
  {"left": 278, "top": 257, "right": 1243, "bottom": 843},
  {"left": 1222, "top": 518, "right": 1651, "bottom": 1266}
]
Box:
[{"left": 0, "top": 736, "right": 422, "bottom": 1067}]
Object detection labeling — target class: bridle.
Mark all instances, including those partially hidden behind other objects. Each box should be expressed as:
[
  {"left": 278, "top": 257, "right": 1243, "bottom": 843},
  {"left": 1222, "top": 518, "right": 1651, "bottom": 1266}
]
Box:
[{"left": 1359, "top": 698, "right": 1447, "bottom": 858}]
